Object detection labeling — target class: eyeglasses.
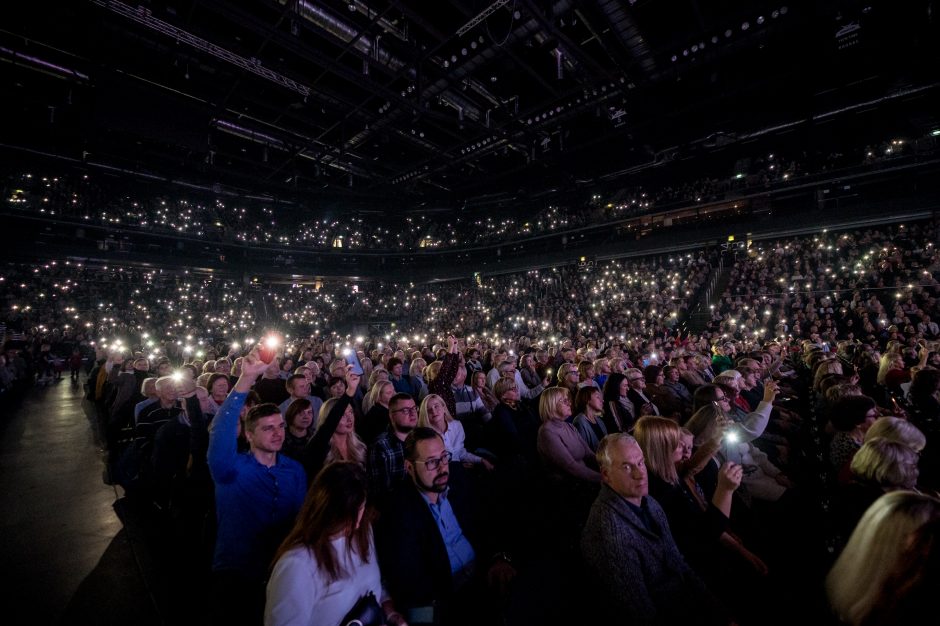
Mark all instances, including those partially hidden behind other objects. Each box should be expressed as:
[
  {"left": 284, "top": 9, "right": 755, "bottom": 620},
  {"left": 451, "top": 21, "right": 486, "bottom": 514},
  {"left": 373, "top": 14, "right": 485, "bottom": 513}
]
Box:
[
  {"left": 391, "top": 406, "right": 418, "bottom": 415},
  {"left": 415, "top": 450, "right": 452, "bottom": 471},
  {"left": 714, "top": 396, "right": 730, "bottom": 402},
  {"left": 628, "top": 377, "right": 644, "bottom": 382}
]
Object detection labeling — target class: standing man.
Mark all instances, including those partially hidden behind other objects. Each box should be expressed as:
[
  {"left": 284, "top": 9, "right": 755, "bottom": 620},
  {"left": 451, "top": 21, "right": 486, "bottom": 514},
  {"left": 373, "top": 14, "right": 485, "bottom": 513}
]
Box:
[
  {"left": 581, "top": 434, "right": 728, "bottom": 625},
  {"left": 207, "top": 346, "right": 307, "bottom": 626}
]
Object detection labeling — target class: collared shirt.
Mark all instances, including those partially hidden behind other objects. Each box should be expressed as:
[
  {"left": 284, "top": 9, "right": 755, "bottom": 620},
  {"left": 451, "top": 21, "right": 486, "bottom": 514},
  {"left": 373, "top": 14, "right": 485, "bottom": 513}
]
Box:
[
  {"left": 367, "top": 429, "right": 407, "bottom": 497},
  {"left": 207, "top": 390, "right": 308, "bottom": 580},
  {"left": 624, "top": 497, "right": 658, "bottom": 535},
  {"left": 421, "top": 487, "right": 476, "bottom": 580}
]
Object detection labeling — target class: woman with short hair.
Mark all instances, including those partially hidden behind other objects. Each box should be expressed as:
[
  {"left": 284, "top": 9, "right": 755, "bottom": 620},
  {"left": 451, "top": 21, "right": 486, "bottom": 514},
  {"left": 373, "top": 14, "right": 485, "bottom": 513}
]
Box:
[{"left": 536, "top": 387, "right": 600, "bottom": 483}]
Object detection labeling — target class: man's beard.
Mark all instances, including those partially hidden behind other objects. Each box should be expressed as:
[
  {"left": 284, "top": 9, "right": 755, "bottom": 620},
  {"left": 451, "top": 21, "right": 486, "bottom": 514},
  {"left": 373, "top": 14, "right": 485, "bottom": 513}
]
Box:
[
  {"left": 417, "top": 471, "right": 449, "bottom": 493},
  {"left": 394, "top": 423, "right": 414, "bottom": 435}
]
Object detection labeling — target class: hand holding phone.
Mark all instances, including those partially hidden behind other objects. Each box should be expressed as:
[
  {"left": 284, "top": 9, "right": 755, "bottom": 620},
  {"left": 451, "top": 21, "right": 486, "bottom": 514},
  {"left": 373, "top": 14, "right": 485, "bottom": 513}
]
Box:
[
  {"left": 342, "top": 347, "right": 364, "bottom": 375},
  {"left": 259, "top": 335, "right": 280, "bottom": 364}
]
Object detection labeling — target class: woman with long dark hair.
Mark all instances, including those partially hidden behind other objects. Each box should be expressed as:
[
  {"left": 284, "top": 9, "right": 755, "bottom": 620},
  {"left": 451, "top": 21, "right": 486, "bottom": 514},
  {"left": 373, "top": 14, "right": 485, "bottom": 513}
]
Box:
[{"left": 265, "top": 462, "right": 406, "bottom": 626}]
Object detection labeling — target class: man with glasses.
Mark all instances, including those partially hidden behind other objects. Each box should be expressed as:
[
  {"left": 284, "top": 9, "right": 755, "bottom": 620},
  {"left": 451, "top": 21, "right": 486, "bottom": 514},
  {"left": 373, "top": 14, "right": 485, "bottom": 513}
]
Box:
[
  {"left": 378, "top": 427, "right": 515, "bottom": 625},
  {"left": 692, "top": 383, "right": 774, "bottom": 443},
  {"left": 625, "top": 368, "right": 660, "bottom": 416},
  {"left": 368, "top": 392, "right": 418, "bottom": 501}
]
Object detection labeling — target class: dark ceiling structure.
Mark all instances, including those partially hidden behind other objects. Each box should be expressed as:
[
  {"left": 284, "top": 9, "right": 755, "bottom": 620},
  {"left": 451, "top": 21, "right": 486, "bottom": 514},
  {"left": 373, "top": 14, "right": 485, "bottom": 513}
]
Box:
[{"left": 2, "top": 1, "right": 938, "bottom": 215}]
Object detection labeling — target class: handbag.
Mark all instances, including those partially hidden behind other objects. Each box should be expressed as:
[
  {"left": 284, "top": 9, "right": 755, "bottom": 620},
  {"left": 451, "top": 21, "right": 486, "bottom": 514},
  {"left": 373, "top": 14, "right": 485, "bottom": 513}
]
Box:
[{"left": 339, "top": 590, "right": 385, "bottom": 626}]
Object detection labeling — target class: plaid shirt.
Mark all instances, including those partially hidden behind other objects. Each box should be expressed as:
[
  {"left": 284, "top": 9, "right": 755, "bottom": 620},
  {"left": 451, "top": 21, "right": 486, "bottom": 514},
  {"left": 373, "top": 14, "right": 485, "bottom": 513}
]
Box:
[{"left": 368, "top": 429, "right": 406, "bottom": 498}]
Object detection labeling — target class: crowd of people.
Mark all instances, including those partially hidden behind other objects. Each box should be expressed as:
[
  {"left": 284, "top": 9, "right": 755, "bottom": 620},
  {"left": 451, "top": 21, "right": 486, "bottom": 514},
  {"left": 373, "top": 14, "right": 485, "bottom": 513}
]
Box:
[
  {"left": 4, "top": 129, "right": 933, "bottom": 253},
  {"left": 2, "top": 220, "right": 940, "bottom": 626}
]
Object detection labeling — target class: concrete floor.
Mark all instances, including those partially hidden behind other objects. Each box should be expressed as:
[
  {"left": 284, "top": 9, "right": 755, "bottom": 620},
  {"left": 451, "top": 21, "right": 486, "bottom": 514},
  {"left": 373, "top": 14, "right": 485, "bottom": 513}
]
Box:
[{"left": 0, "top": 377, "right": 159, "bottom": 626}]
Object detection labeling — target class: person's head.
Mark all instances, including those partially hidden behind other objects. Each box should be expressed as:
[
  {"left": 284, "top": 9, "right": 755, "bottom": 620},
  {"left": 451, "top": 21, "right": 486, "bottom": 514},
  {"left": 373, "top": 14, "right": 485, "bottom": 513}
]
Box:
[
  {"left": 202, "top": 360, "right": 216, "bottom": 375},
  {"left": 140, "top": 377, "right": 158, "bottom": 399},
  {"left": 826, "top": 490, "right": 940, "bottom": 626},
  {"left": 678, "top": 427, "right": 695, "bottom": 464},
  {"left": 602, "top": 372, "right": 628, "bottom": 402},
  {"left": 498, "top": 360, "right": 517, "bottom": 379},
  {"left": 539, "top": 386, "right": 572, "bottom": 423},
  {"left": 642, "top": 365, "right": 664, "bottom": 385},
  {"left": 596, "top": 433, "right": 647, "bottom": 505},
  {"left": 286, "top": 374, "right": 310, "bottom": 399},
  {"left": 578, "top": 360, "right": 596, "bottom": 382},
  {"left": 285, "top": 398, "right": 314, "bottom": 433},
  {"left": 910, "top": 367, "right": 940, "bottom": 406},
  {"left": 424, "top": 360, "right": 442, "bottom": 383},
  {"left": 663, "top": 365, "right": 680, "bottom": 383},
  {"left": 319, "top": 397, "right": 356, "bottom": 436},
  {"left": 558, "top": 362, "right": 579, "bottom": 386},
  {"left": 692, "top": 383, "right": 726, "bottom": 413},
  {"left": 294, "top": 365, "right": 313, "bottom": 384},
  {"left": 388, "top": 393, "right": 418, "bottom": 434},
  {"left": 595, "top": 358, "right": 611, "bottom": 375},
  {"left": 684, "top": 403, "right": 727, "bottom": 447},
  {"left": 714, "top": 369, "right": 741, "bottom": 391},
  {"left": 471, "top": 370, "right": 487, "bottom": 389},
  {"left": 371, "top": 380, "right": 394, "bottom": 408},
  {"left": 418, "top": 394, "right": 452, "bottom": 431},
  {"left": 275, "top": 461, "right": 371, "bottom": 583},
  {"left": 574, "top": 386, "right": 602, "bottom": 417},
  {"left": 830, "top": 395, "right": 879, "bottom": 434},
  {"left": 452, "top": 365, "right": 467, "bottom": 387},
  {"left": 368, "top": 367, "right": 388, "bottom": 388},
  {"left": 156, "top": 361, "right": 172, "bottom": 377},
  {"left": 327, "top": 376, "right": 346, "bottom": 398},
  {"left": 851, "top": 437, "right": 921, "bottom": 490},
  {"left": 178, "top": 362, "right": 197, "bottom": 380},
  {"left": 387, "top": 357, "right": 403, "bottom": 377},
  {"left": 864, "top": 416, "right": 927, "bottom": 451},
  {"left": 858, "top": 513, "right": 940, "bottom": 626},
  {"left": 404, "top": 427, "right": 451, "bottom": 495},
  {"left": 207, "top": 373, "right": 230, "bottom": 404},
  {"left": 494, "top": 377, "right": 519, "bottom": 404},
  {"left": 154, "top": 376, "right": 178, "bottom": 404},
  {"left": 133, "top": 357, "right": 150, "bottom": 372},
  {"left": 624, "top": 367, "right": 645, "bottom": 391},
  {"left": 215, "top": 358, "right": 231, "bottom": 374},
  {"left": 409, "top": 358, "right": 426, "bottom": 378},
  {"left": 244, "top": 403, "right": 285, "bottom": 454},
  {"left": 634, "top": 416, "right": 682, "bottom": 485}
]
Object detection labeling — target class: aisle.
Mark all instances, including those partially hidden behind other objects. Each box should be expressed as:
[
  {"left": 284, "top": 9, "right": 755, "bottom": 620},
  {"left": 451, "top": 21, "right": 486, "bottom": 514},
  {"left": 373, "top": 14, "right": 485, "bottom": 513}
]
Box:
[{"left": 0, "top": 377, "right": 159, "bottom": 625}]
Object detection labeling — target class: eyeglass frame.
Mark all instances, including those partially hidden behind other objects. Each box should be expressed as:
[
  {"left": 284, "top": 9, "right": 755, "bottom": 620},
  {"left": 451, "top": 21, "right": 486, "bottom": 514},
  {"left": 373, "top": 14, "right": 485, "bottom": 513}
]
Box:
[
  {"left": 390, "top": 405, "right": 418, "bottom": 415},
  {"left": 415, "top": 450, "right": 453, "bottom": 471}
]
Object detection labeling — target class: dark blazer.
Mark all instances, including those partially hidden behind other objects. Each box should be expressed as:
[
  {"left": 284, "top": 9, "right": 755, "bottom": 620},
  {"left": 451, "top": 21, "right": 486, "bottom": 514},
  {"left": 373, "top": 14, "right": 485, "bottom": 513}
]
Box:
[{"left": 376, "top": 464, "right": 480, "bottom": 613}]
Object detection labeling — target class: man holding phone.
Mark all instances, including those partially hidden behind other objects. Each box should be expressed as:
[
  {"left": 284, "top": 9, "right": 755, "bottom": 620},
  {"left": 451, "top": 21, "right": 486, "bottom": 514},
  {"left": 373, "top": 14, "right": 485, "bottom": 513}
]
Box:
[{"left": 207, "top": 345, "right": 307, "bottom": 626}]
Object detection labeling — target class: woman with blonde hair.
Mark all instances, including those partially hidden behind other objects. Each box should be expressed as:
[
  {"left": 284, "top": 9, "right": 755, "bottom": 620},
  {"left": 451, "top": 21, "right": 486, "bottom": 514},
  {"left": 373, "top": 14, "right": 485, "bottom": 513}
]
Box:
[
  {"left": 536, "top": 386, "right": 600, "bottom": 483},
  {"left": 634, "top": 416, "right": 767, "bottom": 612},
  {"left": 835, "top": 437, "right": 923, "bottom": 540},
  {"left": 409, "top": 357, "right": 428, "bottom": 400},
  {"left": 301, "top": 368, "right": 367, "bottom": 481},
  {"left": 826, "top": 490, "right": 940, "bottom": 626},
  {"left": 686, "top": 402, "right": 791, "bottom": 504},
  {"left": 418, "top": 394, "right": 492, "bottom": 470},
  {"left": 358, "top": 380, "right": 394, "bottom": 444},
  {"left": 864, "top": 416, "right": 926, "bottom": 452}
]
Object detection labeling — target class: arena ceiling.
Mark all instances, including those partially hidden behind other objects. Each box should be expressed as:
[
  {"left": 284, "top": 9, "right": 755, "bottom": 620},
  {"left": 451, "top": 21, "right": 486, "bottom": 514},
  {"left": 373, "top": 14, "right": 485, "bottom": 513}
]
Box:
[{"left": 2, "top": 1, "right": 938, "bottom": 214}]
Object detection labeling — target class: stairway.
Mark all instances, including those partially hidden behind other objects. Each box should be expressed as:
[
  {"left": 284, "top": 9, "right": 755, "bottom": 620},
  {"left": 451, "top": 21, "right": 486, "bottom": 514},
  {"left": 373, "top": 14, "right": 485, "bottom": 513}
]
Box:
[{"left": 682, "top": 253, "right": 733, "bottom": 333}]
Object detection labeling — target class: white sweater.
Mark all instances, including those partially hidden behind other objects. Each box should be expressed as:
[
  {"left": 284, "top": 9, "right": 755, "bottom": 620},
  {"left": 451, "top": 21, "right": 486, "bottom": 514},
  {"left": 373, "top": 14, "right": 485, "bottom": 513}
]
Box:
[{"left": 265, "top": 534, "right": 386, "bottom": 626}]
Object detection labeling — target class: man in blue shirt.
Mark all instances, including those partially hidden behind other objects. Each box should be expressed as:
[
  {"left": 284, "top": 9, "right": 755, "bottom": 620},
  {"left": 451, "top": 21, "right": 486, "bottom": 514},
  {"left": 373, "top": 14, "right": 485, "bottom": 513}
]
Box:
[
  {"left": 377, "top": 427, "right": 515, "bottom": 625},
  {"left": 206, "top": 346, "right": 308, "bottom": 626}
]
